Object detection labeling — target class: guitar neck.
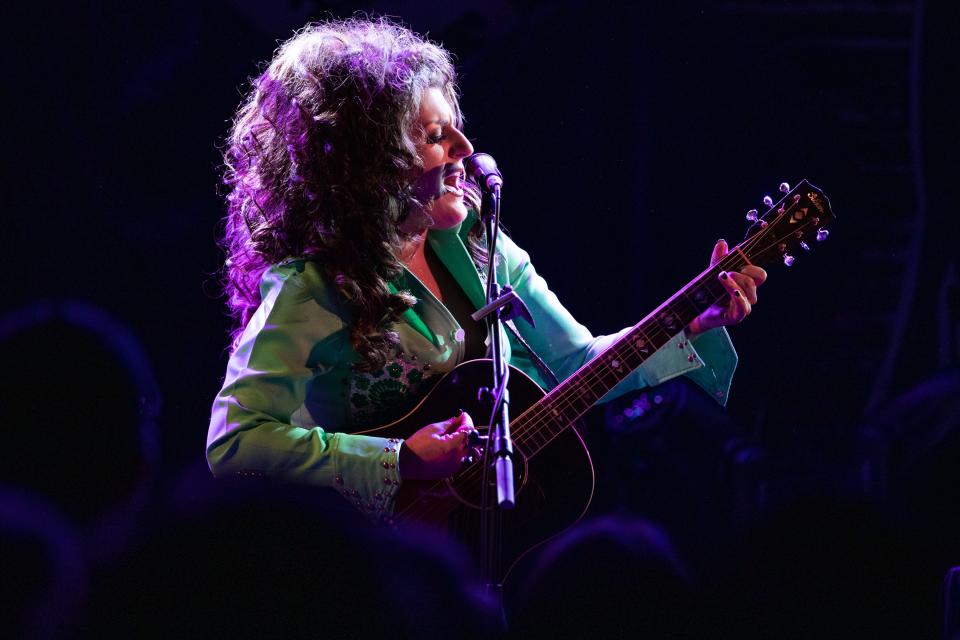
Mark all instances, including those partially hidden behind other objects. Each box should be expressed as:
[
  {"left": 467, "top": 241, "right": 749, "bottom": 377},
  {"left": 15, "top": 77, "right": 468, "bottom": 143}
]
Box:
[
  {"left": 512, "top": 251, "right": 748, "bottom": 458},
  {"left": 509, "top": 178, "right": 835, "bottom": 459}
]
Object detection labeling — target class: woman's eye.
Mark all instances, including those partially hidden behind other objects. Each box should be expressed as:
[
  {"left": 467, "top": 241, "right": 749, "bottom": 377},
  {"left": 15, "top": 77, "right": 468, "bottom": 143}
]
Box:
[{"left": 426, "top": 132, "right": 445, "bottom": 144}]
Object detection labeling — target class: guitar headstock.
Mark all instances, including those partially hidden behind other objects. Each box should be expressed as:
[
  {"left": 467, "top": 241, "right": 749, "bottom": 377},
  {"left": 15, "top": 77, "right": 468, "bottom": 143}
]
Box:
[{"left": 738, "top": 180, "right": 836, "bottom": 268}]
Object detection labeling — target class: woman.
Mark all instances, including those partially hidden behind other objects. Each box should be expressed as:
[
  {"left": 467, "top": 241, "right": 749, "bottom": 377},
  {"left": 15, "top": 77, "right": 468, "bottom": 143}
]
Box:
[{"left": 207, "top": 18, "right": 766, "bottom": 521}]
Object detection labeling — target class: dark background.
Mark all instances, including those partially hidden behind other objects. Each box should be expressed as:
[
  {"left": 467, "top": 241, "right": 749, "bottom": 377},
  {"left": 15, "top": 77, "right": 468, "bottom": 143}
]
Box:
[
  {"left": 2, "top": 0, "right": 958, "bottom": 632},
  {"left": 7, "top": 0, "right": 956, "bottom": 476}
]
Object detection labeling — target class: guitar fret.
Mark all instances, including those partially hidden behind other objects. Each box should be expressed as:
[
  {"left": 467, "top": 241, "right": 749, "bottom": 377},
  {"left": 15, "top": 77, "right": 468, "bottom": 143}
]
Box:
[
  {"left": 524, "top": 427, "right": 544, "bottom": 452},
  {"left": 674, "top": 293, "right": 701, "bottom": 320}
]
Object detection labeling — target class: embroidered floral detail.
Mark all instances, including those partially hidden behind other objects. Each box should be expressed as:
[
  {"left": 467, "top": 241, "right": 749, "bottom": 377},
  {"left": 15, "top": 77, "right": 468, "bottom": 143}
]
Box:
[
  {"left": 349, "top": 352, "right": 435, "bottom": 426},
  {"left": 368, "top": 378, "right": 406, "bottom": 407},
  {"left": 386, "top": 362, "right": 404, "bottom": 379},
  {"left": 351, "top": 394, "right": 370, "bottom": 408}
]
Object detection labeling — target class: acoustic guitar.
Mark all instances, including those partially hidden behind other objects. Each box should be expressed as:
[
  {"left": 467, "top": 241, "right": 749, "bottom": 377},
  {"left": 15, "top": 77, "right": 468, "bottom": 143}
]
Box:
[{"left": 355, "top": 180, "right": 835, "bottom": 583}]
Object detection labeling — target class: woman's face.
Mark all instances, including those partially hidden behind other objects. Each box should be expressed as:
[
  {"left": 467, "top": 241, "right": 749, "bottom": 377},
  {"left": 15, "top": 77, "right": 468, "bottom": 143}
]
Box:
[{"left": 411, "top": 87, "right": 474, "bottom": 230}]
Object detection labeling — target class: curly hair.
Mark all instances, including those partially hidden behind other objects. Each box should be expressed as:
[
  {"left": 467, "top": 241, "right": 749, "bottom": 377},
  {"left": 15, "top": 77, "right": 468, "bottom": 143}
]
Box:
[{"left": 219, "top": 18, "right": 478, "bottom": 370}]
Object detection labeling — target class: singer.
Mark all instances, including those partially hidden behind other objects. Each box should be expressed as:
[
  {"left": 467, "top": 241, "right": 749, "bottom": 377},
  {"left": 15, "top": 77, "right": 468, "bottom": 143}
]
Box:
[{"left": 207, "top": 18, "right": 766, "bottom": 521}]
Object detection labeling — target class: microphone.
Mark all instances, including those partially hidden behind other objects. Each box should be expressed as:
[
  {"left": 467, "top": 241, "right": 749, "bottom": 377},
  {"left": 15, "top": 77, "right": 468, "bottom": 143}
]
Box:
[{"left": 464, "top": 153, "right": 503, "bottom": 195}]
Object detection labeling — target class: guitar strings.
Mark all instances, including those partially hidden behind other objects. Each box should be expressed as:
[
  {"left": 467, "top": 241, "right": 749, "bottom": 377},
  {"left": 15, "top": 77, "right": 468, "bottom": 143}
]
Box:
[
  {"left": 395, "top": 222, "right": 787, "bottom": 522},
  {"left": 393, "top": 292, "right": 714, "bottom": 522},
  {"left": 511, "top": 213, "right": 816, "bottom": 455},
  {"left": 395, "top": 226, "right": 777, "bottom": 522},
  {"left": 515, "top": 209, "right": 815, "bottom": 464},
  {"left": 394, "top": 249, "right": 742, "bottom": 522},
  {"left": 396, "top": 205, "right": 814, "bottom": 522}
]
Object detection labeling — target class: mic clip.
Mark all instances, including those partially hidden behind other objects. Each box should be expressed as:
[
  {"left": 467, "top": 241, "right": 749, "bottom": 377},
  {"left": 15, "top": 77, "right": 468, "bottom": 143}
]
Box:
[{"left": 470, "top": 286, "right": 535, "bottom": 328}]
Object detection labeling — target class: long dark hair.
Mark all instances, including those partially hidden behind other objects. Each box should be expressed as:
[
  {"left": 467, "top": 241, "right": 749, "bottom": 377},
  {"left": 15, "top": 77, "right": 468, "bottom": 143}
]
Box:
[{"left": 219, "top": 18, "right": 471, "bottom": 370}]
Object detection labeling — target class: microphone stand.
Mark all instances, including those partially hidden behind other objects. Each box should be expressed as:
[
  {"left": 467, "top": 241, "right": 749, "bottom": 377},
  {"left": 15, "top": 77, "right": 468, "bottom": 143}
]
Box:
[{"left": 470, "top": 181, "right": 516, "bottom": 594}]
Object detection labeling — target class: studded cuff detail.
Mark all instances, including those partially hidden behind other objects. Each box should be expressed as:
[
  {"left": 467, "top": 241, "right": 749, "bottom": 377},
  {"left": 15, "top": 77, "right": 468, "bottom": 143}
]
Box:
[{"left": 331, "top": 433, "right": 402, "bottom": 522}]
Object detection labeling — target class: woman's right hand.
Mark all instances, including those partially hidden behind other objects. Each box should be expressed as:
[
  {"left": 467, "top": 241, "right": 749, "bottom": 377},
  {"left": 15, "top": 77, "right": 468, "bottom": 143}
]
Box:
[{"left": 398, "top": 412, "right": 478, "bottom": 480}]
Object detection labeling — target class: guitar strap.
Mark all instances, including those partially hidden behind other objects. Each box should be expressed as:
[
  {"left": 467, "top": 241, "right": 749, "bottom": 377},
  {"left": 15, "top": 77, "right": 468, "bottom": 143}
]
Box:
[
  {"left": 467, "top": 233, "right": 560, "bottom": 390},
  {"left": 503, "top": 320, "right": 561, "bottom": 389},
  {"left": 471, "top": 242, "right": 590, "bottom": 435}
]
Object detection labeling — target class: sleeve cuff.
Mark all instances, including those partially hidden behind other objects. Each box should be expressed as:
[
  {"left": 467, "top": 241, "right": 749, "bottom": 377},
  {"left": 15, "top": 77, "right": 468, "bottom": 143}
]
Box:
[
  {"left": 599, "top": 329, "right": 701, "bottom": 403},
  {"left": 685, "top": 327, "right": 738, "bottom": 405},
  {"left": 331, "top": 433, "right": 402, "bottom": 522},
  {"left": 601, "top": 327, "right": 737, "bottom": 406}
]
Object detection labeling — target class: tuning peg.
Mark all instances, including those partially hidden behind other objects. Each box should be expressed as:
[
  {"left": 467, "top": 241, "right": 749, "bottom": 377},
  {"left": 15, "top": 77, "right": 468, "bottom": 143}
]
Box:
[
  {"left": 800, "top": 241, "right": 810, "bottom": 251},
  {"left": 779, "top": 182, "right": 791, "bottom": 193},
  {"left": 783, "top": 254, "right": 795, "bottom": 266},
  {"left": 763, "top": 195, "right": 774, "bottom": 207},
  {"left": 816, "top": 228, "right": 830, "bottom": 242},
  {"left": 745, "top": 209, "right": 759, "bottom": 221}
]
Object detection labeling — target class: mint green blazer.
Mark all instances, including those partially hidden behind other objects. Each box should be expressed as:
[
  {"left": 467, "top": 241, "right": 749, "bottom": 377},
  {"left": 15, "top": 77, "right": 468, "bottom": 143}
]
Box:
[{"left": 207, "top": 217, "right": 737, "bottom": 520}]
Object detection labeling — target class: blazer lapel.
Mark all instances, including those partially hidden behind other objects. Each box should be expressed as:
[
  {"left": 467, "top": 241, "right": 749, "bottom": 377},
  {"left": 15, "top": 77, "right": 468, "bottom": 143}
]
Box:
[{"left": 427, "top": 225, "right": 487, "bottom": 310}]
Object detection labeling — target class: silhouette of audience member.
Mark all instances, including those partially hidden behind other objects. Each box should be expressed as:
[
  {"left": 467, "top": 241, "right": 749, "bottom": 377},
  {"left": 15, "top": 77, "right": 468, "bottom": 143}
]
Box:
[
  {"left": 858, "top": 371, "right": 960, "bottom": 569},
  {"left": 79, "top": 479, "right": 498, "bottom": 639},
  {"left": 0, "top": 486, "right": 86, "bottom": 640},
  {"left": 593, "top": 376, "right": 761, "bottom": 548},
  {"left": 507, "top": 515, "right": 704, "bottom": 638},
  {"left": 0, "top": 301, "right": 160, "bottom": 529}
]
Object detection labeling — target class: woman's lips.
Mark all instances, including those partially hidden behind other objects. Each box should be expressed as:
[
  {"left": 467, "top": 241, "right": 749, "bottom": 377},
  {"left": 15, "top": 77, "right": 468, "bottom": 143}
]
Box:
[{"left": 442, "top": 172, "right": 463, "bottom": 196}]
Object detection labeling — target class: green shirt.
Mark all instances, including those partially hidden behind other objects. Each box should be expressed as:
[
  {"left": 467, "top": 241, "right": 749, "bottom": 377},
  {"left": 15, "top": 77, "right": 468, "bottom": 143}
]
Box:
[{"left": 207, "top": 220, "right": 738, "bottom": 520}]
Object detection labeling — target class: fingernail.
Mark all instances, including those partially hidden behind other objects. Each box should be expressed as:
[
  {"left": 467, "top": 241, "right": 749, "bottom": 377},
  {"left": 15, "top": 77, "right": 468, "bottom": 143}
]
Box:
[
  {"left": 457, "top": 408, "right": 464, "bottom": 416},
  {"left": 717, "top": 238, "right": 726, "bottom": 244},
  {"left": 720, "top": 271, "right": 728, "bottom": 280}
]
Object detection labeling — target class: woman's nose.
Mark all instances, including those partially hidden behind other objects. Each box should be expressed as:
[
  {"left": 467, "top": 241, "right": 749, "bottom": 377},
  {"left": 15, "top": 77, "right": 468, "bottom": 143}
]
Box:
[{"left": 449, "top": 129, "right": 473, "bottom": 160}]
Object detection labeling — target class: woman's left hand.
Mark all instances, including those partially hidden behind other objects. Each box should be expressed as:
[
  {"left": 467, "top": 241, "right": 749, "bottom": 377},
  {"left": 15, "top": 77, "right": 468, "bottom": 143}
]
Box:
[{"left": 686, "top": 239, "right": 767, "bottom": 338}]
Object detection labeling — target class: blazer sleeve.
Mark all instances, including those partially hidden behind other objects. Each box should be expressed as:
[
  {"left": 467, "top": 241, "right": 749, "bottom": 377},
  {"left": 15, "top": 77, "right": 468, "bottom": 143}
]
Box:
[{"left": 206, "top": 263, "right": 403, "bottom": 521}]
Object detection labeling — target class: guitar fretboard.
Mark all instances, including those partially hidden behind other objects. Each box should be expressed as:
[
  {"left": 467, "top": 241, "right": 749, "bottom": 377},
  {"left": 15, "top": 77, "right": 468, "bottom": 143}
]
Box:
[{"left": 512, "top": 252, "right": 749, "bottom": 457}]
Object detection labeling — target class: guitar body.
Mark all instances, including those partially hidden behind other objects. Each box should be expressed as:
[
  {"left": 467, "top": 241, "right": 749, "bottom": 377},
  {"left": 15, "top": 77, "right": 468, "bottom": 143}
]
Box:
[{"left": 352, "top": 359, "right": 595, "bottom": 582}]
